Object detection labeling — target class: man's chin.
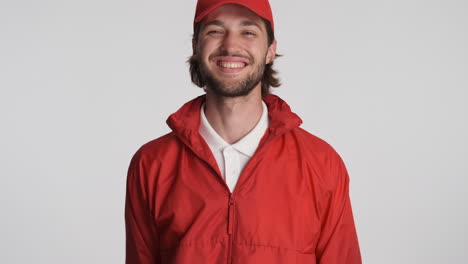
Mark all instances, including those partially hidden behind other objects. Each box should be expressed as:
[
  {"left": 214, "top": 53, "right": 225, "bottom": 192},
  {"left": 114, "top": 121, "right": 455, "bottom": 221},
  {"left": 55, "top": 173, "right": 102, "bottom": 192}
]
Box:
[
  {"left": 207, "top": 82, "right": 259, "bottom": 98},
  {"left": 201, "top": 68, "right": 263, "bottom": 98}
]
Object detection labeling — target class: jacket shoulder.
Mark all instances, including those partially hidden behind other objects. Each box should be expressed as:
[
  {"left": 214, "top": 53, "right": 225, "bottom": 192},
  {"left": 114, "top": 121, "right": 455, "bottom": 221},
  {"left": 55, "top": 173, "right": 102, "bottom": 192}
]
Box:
[
  {"left": 293, "top": 127, "right": 339, "bottom": 155},
  {"left": 291, "top": 127, "right": 349, "bottom": 187},
  {"left": 135, "top": 132, "right": 182, "bottom": 160},
  {"left": 127, "top": 132, "right": 182, "bottom": 187}
]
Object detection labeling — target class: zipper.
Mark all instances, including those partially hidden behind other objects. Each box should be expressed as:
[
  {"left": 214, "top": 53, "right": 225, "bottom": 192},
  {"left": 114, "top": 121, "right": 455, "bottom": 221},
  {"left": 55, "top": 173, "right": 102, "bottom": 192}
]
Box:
[
  {"left": 227, "top": 194, "right": 235, "bottom": 264},
  {"left": 224, "top": 133, "right": 273, "bottom": 263}
]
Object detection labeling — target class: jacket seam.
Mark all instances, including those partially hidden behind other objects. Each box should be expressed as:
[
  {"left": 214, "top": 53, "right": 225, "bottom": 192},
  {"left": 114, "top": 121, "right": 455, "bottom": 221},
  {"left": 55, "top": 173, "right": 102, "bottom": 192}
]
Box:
[
  {"left": 160, "top": 239, "right": 226, "bottom": 251},
  {"left": 233, "top": 241, "right": 312, "bottom": 254}
]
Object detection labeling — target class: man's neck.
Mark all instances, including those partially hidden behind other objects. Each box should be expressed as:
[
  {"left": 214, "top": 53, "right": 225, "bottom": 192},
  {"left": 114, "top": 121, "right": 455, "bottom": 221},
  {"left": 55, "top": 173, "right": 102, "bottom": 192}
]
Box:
[{"left": 204, "top": 87, "right": 264, "bottom": 145}]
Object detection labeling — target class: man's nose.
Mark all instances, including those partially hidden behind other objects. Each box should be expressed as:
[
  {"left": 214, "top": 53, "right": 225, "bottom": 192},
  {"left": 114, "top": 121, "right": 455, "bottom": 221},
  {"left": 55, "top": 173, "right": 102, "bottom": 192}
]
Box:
[{"left": 220, "top": 32, "right": 241, "bottom": 54}]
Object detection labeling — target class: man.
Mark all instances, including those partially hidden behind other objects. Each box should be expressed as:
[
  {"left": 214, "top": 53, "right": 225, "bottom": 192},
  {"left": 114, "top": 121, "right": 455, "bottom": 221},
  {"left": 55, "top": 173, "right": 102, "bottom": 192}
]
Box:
[{"left": 125, "top": 0, "right": 362, "bottom": 263}]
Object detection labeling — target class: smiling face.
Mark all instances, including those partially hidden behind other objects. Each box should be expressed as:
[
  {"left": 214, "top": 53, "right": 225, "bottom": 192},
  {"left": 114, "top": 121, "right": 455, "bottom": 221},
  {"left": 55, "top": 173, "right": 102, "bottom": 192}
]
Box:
[{"left": 194, "top": 4, "right": 277, "bottom": 97}]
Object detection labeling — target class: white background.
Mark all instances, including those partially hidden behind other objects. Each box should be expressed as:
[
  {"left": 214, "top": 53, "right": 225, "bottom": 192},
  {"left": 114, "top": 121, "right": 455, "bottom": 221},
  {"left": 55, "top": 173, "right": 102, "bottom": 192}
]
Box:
[{"left": 1, "top": 0, "right": 467, "bottom": 263}]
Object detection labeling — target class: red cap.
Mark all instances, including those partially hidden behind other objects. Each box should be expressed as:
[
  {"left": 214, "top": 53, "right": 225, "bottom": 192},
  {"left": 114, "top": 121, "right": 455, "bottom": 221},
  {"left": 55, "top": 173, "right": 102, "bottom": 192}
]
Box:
[{"left": 194, "top": 0, "right": 274, "bottom": 32}]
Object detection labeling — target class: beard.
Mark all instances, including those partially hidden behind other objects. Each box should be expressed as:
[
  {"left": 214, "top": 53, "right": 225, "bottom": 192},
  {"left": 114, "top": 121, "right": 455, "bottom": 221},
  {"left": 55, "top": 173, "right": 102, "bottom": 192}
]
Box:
[{"left": 199, "top": 52, "right": 266, "bottom": 98}]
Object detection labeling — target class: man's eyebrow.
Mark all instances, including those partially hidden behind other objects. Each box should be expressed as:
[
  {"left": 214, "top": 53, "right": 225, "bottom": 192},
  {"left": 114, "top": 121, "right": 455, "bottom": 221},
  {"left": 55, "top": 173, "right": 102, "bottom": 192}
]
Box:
[
  {"left": 202, "top": 20, "right": 263, "bottom": 31},
  {"left": 203, "top": 20, "right": 224, "bottom": 27},
  {"left": 240, "top": 20, "right": 263, "bottom": 31}
]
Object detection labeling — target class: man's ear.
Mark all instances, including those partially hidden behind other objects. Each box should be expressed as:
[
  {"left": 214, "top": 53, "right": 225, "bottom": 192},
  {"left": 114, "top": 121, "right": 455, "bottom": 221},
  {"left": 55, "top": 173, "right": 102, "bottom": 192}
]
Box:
[{"left": 265, "top": 40, "right": 277, "bottom": 64}]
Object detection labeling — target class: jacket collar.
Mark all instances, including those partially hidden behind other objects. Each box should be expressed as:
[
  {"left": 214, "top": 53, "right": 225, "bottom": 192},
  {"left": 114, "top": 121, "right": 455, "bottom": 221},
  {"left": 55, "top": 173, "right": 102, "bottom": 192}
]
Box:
[{"left": 166, "top": 94, "right": 302, "bottom": 164}]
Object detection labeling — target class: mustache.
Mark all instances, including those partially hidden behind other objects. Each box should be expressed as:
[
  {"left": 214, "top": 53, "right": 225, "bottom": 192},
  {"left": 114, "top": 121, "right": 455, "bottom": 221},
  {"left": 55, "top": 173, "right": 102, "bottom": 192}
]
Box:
[{"left": 209, "top": 51, "right": 253, "bottom": 63}]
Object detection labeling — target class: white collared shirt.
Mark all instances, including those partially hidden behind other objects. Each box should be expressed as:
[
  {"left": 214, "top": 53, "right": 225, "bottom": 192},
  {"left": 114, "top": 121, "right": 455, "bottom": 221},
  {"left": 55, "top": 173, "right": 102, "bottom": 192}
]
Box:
[{"left": 199, "top": 102, "right": 269, "bottom": 193}]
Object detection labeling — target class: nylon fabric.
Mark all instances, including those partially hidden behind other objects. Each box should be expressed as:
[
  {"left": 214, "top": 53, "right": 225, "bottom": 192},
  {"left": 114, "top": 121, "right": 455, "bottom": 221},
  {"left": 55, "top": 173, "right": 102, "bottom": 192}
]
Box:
[{"left": 125, "top": 94, "right": 362, "bottom": 263}]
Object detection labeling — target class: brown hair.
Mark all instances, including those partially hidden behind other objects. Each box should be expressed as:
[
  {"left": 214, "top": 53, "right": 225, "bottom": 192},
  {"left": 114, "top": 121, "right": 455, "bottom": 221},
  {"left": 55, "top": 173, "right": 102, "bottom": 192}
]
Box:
[{"left": 188, "top": 19, "right": 281, "bottom": 96}]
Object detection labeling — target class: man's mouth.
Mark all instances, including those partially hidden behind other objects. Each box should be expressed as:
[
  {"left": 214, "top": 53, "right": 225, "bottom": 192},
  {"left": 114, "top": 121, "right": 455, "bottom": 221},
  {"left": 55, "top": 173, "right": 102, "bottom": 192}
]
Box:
[
  {"left": 213, "top": 56, "right": 250, "bottom": 73},
  {"left": 217, "top": 61, "right": 246, "bottom": 69}
]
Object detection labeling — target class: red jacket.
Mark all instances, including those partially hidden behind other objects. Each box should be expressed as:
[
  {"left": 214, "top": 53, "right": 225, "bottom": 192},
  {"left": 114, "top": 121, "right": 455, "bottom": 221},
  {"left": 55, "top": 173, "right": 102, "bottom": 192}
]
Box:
[{"left": 125, "top": 95, "right": 361, "bottom": 263}]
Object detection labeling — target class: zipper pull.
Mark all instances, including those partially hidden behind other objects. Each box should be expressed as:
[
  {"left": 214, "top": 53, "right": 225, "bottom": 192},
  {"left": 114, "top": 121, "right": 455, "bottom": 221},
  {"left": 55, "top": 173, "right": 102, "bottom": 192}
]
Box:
[{"left": 228, "top": 196, "right": 234, "bottom": 235}]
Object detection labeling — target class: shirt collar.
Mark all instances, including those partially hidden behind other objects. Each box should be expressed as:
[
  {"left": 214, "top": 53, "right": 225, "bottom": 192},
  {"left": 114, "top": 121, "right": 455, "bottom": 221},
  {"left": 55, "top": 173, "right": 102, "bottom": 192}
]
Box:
[{"left": 199, "top": 101, "right": 269, "bottom": 157}]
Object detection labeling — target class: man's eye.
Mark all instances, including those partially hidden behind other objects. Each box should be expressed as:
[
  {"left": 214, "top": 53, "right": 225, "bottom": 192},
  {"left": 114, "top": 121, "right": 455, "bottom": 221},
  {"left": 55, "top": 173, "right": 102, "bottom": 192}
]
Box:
[
  {"left": 243, "top": 31, "right": 256, "bottom": 36},
  {"left": 208, "top": 30, "right": 223, "bottom": 34}
]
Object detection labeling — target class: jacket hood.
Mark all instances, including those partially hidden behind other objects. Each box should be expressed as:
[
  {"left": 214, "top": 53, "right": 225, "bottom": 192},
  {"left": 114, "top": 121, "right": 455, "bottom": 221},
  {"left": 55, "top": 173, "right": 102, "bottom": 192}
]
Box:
[{"left": 166, "top": 94, "right": 302, "bottom": 153}]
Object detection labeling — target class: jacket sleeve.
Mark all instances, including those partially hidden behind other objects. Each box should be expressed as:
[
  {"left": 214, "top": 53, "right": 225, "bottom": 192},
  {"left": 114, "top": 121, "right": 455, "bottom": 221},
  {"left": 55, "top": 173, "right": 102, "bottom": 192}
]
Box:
[
  {"left": 315, "top": 154, "right": 362, "bottom": 264},
  {"left": 125, "top": 151, "right": 160, "bottom": 264}
]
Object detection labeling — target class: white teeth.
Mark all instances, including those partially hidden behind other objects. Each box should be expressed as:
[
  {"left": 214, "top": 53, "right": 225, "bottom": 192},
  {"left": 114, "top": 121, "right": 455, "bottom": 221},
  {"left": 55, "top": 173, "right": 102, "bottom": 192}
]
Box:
[{"left": 220, "top": 63, "right": 244, "bottom": 69}]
